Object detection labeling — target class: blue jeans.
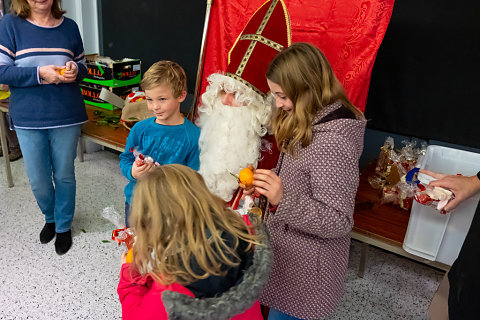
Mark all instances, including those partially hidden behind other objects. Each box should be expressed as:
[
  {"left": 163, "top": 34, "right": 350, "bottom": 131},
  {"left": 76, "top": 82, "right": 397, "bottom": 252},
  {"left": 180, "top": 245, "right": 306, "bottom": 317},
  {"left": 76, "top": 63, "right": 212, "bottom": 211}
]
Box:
[
  {"left": 268, "top": 309, "right": 303, "bottom": 320},
  {"left": 16, "top": 125, "right": 81, "bottom": 233}
]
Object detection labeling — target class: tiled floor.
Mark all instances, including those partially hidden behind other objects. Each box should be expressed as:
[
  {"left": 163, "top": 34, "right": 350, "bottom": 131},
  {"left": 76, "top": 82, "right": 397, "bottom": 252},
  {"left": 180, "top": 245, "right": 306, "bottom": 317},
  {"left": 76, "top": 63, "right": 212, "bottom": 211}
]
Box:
[{"left": 0, "top": 150, "right": 444, "bottom": 320}]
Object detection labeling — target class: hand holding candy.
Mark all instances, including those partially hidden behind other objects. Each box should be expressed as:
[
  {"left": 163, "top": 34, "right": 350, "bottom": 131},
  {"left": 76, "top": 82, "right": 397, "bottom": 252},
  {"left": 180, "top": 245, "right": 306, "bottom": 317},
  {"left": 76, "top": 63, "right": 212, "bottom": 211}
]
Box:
[
  {"left": 129, "top": 147, "right": 159, "bottom": 179},
  {"left": 131, "top": 160, "right": 154, "bottom": 179},
  {"left": 420, "top": 169, "right": 480, "bottom": 212},
  {"left": 414, "top": 183, "right": 453, "bottom": 213}
]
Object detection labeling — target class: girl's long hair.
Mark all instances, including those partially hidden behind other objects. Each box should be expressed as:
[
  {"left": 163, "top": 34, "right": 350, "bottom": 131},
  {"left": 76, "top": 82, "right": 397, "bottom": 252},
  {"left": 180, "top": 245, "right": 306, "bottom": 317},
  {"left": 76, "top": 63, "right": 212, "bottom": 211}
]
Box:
[
  {"left": 129, "top": 164, "right": 259, "bottom": 286},
  {"left": 266, "top": 42, "right": 364, "bottom": 155},
  {"left": 11, "top": 0, "right": 66, "bottom": 19}
]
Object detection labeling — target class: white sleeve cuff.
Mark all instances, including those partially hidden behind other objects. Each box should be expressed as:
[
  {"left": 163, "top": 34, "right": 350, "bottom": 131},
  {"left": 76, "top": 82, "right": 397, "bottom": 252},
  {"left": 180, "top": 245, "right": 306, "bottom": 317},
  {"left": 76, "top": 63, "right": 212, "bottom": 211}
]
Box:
[{"left": 36, "top": 66, "right": 42, "bottom": 84}]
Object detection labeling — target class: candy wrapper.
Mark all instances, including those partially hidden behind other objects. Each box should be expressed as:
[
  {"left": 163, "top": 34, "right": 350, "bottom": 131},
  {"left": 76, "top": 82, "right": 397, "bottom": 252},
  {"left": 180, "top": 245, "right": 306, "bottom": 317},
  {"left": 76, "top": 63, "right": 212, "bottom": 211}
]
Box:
[
  {"left": 368, "top": 137, "right": 398, "bottom": 190},
  {"left": 411, "top": 171, "right": 454, "bottom": 213},
  {"left": 125, "top": 91, "right": 146, "bottom": 103},
  {"left": 102, "top": 206, "right": 135, "bottom": 250},
  {"left": 397, "top": 180, "right": 417, "bottom": 210},
  {"left": 235, "top": 195, "right": 255, "bottom": 216},
  {"left": 129, "top": 147, "right": 160, "bottom": 167},
  {"left": 368, "top": 137, "right": 428, "bottom": 210},
  {"left": 398, "top": 140, "right": 428, "bottom": 175},
  {"left": 376, "top": 137, "right": 395, "bottom": 176}
]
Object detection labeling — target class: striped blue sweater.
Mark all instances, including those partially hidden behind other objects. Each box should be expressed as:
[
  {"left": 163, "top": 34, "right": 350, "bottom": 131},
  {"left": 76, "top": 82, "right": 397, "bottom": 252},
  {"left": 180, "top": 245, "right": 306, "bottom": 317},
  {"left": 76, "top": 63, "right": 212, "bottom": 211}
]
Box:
[{"left": 0, "top": 14, "right": 87, "bottom": 128}]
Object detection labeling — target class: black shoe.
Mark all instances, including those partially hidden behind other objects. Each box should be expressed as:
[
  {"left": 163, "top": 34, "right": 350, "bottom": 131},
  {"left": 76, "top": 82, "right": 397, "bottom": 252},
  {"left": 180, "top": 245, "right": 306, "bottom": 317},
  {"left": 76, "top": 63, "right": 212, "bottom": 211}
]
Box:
[
  {"left": 40, "top": 222, "right": 56, "bottom": 244},
  {"left": 55, "top": 230, "right": 72, "bottom": 255},
  {"left": 8, "top": 148, "right": 22, "bottom": 162}
]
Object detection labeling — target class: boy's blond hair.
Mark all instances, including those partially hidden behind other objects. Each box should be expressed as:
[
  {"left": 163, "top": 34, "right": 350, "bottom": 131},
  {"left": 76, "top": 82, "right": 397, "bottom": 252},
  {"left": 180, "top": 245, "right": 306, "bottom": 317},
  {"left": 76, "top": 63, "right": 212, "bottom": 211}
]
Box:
[
  {"left": 129, "top": 164, "right": 259, "bottom": 286},
  {"left": 141, "top": 61, "right": 187, "bottom": 98}
]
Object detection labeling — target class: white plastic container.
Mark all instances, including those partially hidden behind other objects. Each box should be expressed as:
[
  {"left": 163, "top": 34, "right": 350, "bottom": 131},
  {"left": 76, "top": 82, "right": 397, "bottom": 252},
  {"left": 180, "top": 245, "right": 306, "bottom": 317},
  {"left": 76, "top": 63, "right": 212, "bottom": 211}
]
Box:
[{"left": 403, "top": 145, "right": 480, "bottom": 265}]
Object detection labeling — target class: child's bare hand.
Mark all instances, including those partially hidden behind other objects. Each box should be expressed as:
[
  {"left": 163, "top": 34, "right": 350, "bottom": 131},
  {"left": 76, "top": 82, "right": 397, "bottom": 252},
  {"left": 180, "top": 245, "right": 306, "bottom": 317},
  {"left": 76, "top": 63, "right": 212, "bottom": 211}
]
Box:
[
  {"left": 131, "top": 161, "right": 154, "bottom": 179},
  {"left": 241, "top": 185, "right": 260, "bottom": 200},
  {"left": 253, "top": 169, "right": 283, "bottom": 205},
  {"left": 121, "top": 251, "right": 127, "bottom": 264}
]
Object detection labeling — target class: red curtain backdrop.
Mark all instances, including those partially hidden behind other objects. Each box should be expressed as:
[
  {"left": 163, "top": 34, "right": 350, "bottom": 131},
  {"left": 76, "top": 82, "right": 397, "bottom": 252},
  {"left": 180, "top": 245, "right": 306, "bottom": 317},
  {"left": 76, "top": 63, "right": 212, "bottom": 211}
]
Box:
[{"left": 198, "top": 0, "right": 394, "bottom": 112}]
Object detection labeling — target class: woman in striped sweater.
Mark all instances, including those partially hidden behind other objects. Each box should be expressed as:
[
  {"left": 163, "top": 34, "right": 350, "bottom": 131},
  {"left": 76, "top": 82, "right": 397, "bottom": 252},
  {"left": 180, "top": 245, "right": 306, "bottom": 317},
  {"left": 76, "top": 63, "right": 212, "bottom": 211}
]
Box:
[{"left": 0, "top": 0, "right": 87, "bottom": 255}]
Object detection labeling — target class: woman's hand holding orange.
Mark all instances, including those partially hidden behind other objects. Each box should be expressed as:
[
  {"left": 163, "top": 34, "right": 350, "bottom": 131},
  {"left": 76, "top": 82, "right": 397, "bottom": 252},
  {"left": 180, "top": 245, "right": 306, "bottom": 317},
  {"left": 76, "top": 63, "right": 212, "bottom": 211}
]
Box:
[
  {"left": 253, "top": 169, "right": 283, "bottom": 205},
  {"left": 60, "top": 61, "right": 78, "bottom": 83},
  {"left": 39, "top": 65, "right": 62, "bottom": 84}
]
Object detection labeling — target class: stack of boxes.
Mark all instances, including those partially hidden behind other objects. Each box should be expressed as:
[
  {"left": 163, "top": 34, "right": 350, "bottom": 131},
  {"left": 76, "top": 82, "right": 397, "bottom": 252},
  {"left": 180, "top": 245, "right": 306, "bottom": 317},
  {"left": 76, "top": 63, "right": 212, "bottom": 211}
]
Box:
[{"left": 81, "top": 55, "right": 141, "bottom": 110}]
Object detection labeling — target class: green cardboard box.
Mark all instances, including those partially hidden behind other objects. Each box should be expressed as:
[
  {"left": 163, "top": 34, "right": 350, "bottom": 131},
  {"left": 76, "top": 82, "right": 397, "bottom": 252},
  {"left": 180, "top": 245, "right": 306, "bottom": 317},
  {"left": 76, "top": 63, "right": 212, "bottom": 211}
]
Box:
[{"left": 82, "top": 54, "right": 141, "bottom": 88}]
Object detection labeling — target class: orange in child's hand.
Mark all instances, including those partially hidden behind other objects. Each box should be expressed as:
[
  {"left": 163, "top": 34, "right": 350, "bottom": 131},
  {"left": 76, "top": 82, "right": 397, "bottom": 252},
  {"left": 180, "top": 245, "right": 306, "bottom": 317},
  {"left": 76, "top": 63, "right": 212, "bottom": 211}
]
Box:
[
  {"left": 239, "top": 166, "right": 254, "bottom": 187},
  {"left": 125, "top": 248, "right": 133, "bottom": 263}
]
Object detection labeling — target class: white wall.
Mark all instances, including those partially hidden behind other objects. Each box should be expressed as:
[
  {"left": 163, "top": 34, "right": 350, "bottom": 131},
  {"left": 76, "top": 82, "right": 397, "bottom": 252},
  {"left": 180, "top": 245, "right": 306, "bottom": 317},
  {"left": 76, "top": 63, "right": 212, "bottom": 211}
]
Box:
[{"left": 63, "top": 0, "right": 100, "bottom": 55}]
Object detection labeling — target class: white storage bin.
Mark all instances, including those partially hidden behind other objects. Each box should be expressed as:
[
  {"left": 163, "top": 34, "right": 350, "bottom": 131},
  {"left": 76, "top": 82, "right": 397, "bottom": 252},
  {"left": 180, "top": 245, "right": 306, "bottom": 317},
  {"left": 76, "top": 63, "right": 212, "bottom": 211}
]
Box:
[{"left": 403, "top": 145, "right": 480, "bottom": 265}]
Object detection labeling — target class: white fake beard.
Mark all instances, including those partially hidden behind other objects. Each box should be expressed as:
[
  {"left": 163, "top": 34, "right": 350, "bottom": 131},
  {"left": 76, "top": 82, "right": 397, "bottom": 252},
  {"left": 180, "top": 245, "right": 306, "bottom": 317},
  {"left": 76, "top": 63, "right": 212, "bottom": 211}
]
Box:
[{"left": 197, "top": 99, "right": 265, "bottom": 201}]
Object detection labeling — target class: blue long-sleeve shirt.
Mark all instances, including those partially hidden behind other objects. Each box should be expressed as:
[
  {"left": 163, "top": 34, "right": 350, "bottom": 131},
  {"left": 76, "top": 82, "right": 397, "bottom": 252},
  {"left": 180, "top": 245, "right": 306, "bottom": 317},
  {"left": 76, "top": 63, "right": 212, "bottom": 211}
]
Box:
[
  {"left": 0, "top": 14, "right": 87, "bottom": 128},
  {"left": 119, "top": 117, "right": 200, "bottom": 204}
]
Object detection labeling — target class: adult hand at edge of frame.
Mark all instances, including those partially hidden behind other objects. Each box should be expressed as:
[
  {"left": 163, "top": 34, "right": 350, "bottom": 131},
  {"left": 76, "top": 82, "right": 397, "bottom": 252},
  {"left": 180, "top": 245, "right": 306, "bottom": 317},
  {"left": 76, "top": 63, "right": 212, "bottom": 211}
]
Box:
[{"left": 421, "top": 169, "right": 480, "bottom": 212}]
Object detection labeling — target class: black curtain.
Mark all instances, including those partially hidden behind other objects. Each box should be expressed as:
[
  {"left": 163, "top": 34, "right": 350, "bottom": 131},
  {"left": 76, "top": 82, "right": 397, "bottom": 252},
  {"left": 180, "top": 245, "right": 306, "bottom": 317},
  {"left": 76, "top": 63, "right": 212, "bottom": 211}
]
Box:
[
  {"left": 99, "top": 0, "right": 206, "bottom": 94},
  {"left": 365, "top": 0, "right": 480, "bottom": 149}
]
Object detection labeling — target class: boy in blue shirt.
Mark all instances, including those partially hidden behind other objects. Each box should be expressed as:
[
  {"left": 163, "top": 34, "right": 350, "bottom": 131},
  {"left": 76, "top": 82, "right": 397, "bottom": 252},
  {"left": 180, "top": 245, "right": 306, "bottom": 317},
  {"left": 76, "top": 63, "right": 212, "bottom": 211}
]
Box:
[{"left": 120, "top": 61, "right": 200, "bottom": 225}]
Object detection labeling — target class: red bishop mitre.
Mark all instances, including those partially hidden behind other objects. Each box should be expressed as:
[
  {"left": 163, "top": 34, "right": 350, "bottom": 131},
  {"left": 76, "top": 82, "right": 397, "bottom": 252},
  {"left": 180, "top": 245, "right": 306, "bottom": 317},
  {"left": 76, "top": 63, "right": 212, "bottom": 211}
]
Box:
[{"left": 225, "top": 0, "right": 291, "bottom": 98}]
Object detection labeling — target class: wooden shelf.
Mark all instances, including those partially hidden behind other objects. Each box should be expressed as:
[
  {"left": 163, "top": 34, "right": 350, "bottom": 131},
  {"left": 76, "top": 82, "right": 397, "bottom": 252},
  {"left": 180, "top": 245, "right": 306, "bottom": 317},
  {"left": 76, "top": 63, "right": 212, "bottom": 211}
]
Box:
[
  {"left": 353, "top": 161, "right": 411, "bottom": 245},
  {"left": 81, "top": 104, "right": 129, "bottom": 151}
]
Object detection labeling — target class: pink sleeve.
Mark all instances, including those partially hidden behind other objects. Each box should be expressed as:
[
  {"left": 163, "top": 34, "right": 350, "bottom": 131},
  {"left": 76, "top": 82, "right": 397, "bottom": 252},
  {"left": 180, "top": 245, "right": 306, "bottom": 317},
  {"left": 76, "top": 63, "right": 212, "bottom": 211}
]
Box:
[
  {"left": 117, "top": 264, "right": 155, "bottom": 319},
  {"left": 117, "top": 264, "right": 195, "bottom": 320}
]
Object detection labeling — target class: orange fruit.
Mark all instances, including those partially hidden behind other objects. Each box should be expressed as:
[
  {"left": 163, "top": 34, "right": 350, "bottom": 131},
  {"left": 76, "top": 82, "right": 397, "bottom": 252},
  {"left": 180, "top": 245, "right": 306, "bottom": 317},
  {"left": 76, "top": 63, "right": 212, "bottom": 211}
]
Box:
[
  {"left": 56, "top": 68, "right": 66, "bottom": 75},
  {"left": 239, "top": 166, "right": 254, "bottom": 187},
  {"left": 125, "top": 248, "right": 133, "bottom": 263}
]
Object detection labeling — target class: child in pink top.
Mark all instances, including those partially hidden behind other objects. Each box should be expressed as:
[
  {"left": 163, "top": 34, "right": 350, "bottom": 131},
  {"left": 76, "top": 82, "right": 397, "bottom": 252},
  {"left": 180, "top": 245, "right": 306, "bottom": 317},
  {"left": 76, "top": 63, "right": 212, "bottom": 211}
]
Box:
[{"left": 117, "top": 164, "right": 272, "bottom": 320}]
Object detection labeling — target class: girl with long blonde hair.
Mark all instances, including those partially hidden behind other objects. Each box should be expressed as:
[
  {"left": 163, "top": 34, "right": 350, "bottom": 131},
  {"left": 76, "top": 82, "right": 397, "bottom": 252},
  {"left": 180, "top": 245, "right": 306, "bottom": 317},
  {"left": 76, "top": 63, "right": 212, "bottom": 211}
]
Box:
[
  {"left": 117, "top": 164, "right": 271, "bottom": 320},
  {"left": 251, "top": 43, "right": 366, "bottom": 320}
]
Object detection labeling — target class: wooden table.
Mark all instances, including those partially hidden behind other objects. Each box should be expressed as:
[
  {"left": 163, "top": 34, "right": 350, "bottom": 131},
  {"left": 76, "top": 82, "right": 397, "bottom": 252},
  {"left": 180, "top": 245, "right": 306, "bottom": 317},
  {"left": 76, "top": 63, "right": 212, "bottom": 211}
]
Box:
[
  {"left": 0, "top": 101, "right": 13, "bottom": 187},
  {"left": 352, "top": 162, "right": 450, "bottom": 277},
  {"left": 78, "top": 104, "right": 129, "bottom": 161}
]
